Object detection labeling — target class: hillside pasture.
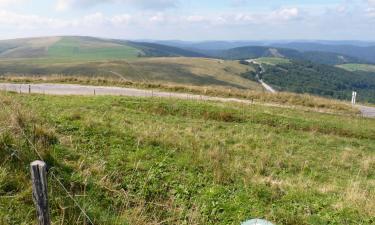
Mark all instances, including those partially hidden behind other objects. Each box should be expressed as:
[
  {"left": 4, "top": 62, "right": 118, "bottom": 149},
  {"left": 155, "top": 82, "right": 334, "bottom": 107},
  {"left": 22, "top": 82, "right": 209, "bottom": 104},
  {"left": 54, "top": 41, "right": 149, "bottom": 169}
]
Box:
[
  {"left": 47, "top": 37, "right": 141, "bottom": 61},
  {"left": 0, "top": 92, "right": 374, "bottom": 224},
  {"left": 255, "top": 57, "right": 291, "bottom": 65},
  {"left": 337, "top": 63, "right": 375, "bottom": 73},
  {"left": 0, "top": 57, "right": 263, "bottom": 90}
]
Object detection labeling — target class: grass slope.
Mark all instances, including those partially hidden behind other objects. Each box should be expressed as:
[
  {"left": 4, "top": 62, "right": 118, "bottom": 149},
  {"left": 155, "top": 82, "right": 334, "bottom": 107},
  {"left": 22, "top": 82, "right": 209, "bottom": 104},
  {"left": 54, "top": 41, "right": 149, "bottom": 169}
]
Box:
[
  {"left": 214, "top": 46, "right": 364, "bottom": 65},
  {"left": 0, "top": 57, "right": 263, "bottom": 90},
  {"left": 337, "top": 64, "right": 375, "bottom": 73},
  {"left": 254, "top": 57, "right": 291, "bottom": 65},
  {"left": 0, "top": 92, "right": 374, "bottom": 224},
  {"left": 47, "top": 37, "right": 141, "bottom": 60},
  {"left": 0, "top": 36, "right": 206, "bottom": 62},
  {"left": 274, "top": 42, "right": 375, "bottom": 63}
]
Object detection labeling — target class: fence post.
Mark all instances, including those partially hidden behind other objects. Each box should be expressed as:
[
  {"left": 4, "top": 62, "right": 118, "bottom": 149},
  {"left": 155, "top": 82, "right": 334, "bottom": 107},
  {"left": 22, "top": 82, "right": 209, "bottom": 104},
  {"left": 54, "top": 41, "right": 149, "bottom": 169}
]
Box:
[
  {"left": 30, "top": 160, "right": 50, "bottom": 225},
  {"left": 29, "top": 85, "right": 31, "bottom": 94}
]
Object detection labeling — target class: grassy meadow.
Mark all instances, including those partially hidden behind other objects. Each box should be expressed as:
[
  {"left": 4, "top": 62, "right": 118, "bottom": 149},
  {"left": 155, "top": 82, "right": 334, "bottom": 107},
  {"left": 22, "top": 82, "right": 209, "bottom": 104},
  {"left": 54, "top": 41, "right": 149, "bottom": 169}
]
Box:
[
  {"left": 0, "top": 37, "right": 140, "bottom": 62},
  {"left": 0, "top": 91, "right": 374, "bottom": 225},
  {"left": 254, "top": 57, "right": 291, "bottom": 65},
  {"left": 337, "top": 64, "right": 375, "bottom": 73},
  {"left": 0, "top": 57, "right": 262, "bottom": 90},
  {"left": 47, "top": 37, "right": 141, "bottom": 61}
]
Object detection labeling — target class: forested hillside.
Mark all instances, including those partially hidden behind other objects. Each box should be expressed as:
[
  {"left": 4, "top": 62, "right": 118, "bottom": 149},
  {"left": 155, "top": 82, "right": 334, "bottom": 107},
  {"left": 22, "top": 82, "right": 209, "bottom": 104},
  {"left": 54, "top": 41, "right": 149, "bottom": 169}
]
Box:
[
  {"left": 257, "top": 60, "right": 375, "bottom": 103},
  {"left": 212, "top": 46, "right": 364, "bottom": 65},
  {"left": 274, "top": 42, "right": 375, "bottom": 63}
]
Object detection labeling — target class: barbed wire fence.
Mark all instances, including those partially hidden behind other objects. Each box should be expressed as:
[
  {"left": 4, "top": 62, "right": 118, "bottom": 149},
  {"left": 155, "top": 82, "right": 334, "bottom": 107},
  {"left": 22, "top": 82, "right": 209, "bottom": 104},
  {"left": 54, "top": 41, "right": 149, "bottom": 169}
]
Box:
[{"left": 0, "top": 95, "right": 95, "bottom": 225}]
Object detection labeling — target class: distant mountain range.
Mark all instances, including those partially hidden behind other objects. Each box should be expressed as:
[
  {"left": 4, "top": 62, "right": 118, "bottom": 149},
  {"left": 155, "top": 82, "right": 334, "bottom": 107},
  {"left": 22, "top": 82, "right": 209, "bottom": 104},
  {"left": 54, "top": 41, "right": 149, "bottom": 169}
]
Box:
[
  {"left": 154, "top": 40, "right": 375, "bottom": 64},
  {"left": 202, "top": 46, "right": 364, "bottom": 65},
  {"left": 1, "top": 36, "right": 374, "bottom": 65},
  {"left": 272, "top": 42, "right": 375, "bottom": 63}
]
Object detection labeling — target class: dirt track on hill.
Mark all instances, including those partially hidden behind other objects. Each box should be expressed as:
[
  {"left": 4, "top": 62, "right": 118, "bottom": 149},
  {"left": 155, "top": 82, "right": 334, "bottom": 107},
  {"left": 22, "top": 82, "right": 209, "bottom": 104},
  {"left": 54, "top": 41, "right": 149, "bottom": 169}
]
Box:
[{"left": 0, "top": 83, "right": 373, "bottom": 118}]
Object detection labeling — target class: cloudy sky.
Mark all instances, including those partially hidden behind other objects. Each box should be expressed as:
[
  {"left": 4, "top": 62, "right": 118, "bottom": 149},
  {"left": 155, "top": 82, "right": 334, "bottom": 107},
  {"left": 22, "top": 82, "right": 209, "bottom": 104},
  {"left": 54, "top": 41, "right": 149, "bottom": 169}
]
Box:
[{"left": 0, "top": 0, "right": 374, "bottom": 40}]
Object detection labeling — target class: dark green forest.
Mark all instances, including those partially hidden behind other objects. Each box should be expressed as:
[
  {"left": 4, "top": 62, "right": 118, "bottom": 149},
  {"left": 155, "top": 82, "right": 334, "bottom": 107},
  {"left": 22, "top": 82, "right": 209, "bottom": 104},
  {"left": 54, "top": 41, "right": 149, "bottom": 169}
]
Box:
[
  {"left": 242, "top": 60, "right": 375, "bottom": 103},
  {"left": 213, "top": 46, "right": 365, "bottom": 65}
]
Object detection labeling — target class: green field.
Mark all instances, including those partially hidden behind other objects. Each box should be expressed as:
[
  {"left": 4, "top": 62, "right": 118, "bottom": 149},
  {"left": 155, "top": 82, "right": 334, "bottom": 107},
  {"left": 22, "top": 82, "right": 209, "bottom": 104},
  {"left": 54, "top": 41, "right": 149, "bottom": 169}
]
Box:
[
  {"left": 337, "top": 64, "right": 375, "bottom": 73},
  {"left": 255, "top": 57, "right": 291, "bottom": 65},
  {"left": 0, "top": 36, "right": 205, "bottom": 63},
  {"left": 47, "top": 37, "right": 140, "bottom": 61},
  {"left": 0, "top": 57, "right": 263, "bottom": 90},
  {"left": 1, "top": 92, "right": 374, "bottom": 224}
]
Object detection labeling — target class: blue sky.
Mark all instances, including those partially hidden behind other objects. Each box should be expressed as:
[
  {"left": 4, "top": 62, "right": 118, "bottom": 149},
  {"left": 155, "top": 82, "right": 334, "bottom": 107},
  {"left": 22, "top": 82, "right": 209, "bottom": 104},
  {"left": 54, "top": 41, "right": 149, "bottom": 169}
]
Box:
[{"left": 0, "top": 0, "right": 374, "bottom": 40}]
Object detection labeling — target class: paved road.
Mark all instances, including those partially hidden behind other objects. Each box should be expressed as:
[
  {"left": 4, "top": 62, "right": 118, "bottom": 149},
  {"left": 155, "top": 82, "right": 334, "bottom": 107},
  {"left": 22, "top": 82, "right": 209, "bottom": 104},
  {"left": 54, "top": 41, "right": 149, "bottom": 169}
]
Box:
[
  {"left": 0, "top": 83, "right": 374, "bottom": 118},
  {"left": 246, "top": 59, "right": 277, "bottom": 93},
  {"left": 359, "top": 105, "right": 375, "bottom": 118},
  {"left": 259, "top": 79, "right": 277, "bottom": 93},
  {"left": 0, "top": 83, "right": 252, "bottom": 103}
]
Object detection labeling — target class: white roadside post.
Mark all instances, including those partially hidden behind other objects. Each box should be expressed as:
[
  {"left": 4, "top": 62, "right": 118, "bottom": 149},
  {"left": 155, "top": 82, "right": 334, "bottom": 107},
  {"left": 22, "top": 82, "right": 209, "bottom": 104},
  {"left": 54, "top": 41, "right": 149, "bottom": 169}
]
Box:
[{"left": 352, "top": 91, "right": 357, "bottom": 105}]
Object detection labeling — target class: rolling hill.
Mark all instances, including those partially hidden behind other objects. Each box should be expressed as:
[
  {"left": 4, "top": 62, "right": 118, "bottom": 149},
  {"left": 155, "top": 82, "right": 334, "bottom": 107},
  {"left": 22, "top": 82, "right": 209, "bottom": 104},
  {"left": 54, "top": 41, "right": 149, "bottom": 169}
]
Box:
[
  {"left": 0, "top": 57, "right": 263, "bottom": 90},
  {"left": 337, "top": 63, "right": 375, "bottom": 73},
  {"left": 273, "top": 42, "right": 375, "bottom": 63},
  {"left": 0, "top": 36, "right": 260, "bottom": 89},
  {"left": 250, "top": 58, "right": 375, "bottom": 103},
  {"left": 0, "top": 36, "right": 206, "bottom": 61},
  {"left": 211, "top": 46, "right": 365, "bottom": 65},
  {"left": 1, "top": 36, "right": 374, "bottom": 103}
]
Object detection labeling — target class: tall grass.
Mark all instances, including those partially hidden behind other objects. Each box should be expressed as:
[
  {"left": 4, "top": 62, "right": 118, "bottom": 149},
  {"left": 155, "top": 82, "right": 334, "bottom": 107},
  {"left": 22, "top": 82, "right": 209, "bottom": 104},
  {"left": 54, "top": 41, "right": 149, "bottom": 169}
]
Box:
[{"left": 0, "top": 92, "right": 374, "bottom": 224}]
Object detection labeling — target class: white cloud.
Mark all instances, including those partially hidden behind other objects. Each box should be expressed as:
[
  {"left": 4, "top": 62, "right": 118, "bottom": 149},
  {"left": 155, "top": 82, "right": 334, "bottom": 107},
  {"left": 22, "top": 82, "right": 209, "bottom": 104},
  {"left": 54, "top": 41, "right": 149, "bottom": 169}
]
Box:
[
  {"left": 56, "top": 0, "right": 177, "bottom": 11},
  {"left": 0, "top": 10, "right": 133, "bottom": 30},
  {"left": 0, "top": 0, "right": 26, "bottom": 7},
  {"left": 181, "top": 7, "right": 301, "bottom": 26},
  {"left": 56, "top": 0, "right": 71, "bottom": 11},
  {"left": 110, "top": 14, "right": 131, "bottom": 25},
  {"left": 367, "top": 7, "right": 375, "bottom": 17},
  {"left": 0, "top": 10, "right": 67, "bottom": 29},
  {"left": 367, "top": 0, "right": 375, "bottom": 17},
  {"left": 149, "top": 13, "right": 166, "bottom": 23},
  {"left": 268, "top": 7, "right": 300, "bottom": 21}
]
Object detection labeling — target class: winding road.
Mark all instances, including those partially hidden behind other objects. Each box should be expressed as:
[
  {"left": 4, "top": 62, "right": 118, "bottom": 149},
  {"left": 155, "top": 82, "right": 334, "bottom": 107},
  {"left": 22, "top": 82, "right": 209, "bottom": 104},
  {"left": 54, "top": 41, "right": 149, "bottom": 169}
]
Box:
[
  {"left": 246, "top": 59, "right": 277, "bottom": 93},
  {"left": 245, "top": 59, "right": 375, "bottom": 118},
  {"left": 0, "top": 83, "right": 373, "bottom": 118}
]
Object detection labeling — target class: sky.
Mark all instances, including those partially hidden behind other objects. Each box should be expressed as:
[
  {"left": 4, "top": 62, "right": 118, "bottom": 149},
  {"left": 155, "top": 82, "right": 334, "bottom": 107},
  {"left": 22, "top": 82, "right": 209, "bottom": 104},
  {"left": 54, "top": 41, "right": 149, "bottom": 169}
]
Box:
[{"left": 0, "top": 0, "right": 374, "bottom": 41}]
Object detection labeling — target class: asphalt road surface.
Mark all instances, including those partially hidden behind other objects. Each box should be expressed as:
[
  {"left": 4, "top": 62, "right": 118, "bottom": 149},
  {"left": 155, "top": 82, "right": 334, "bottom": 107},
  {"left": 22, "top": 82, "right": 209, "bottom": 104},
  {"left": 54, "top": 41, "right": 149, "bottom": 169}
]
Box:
[
  {"left": 359, "top": 105, "right": 375, "bottom": 118},
  {"left": 0, "top": 83, "right": 251, "bottom": 103}
]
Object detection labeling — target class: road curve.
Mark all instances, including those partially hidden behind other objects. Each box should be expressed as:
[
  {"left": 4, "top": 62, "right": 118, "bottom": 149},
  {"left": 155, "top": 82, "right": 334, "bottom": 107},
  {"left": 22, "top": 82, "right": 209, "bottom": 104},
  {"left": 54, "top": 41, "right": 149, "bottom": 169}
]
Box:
[
  {"left": 259, "top": 79, "right": 277, "bottom": 93},
  {"left": 246, "top": 59, "right": 277, "bottom": 93},
  {"left": 0, "top": 83, "right": 374, "bottom": 118}
]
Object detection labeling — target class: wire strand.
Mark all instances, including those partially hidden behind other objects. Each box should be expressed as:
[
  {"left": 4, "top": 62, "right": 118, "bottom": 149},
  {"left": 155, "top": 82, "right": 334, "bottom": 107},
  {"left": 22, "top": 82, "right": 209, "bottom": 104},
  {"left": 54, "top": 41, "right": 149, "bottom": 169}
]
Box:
[{"left": 0, "top": 96, "right": 95, "bottom": 225}]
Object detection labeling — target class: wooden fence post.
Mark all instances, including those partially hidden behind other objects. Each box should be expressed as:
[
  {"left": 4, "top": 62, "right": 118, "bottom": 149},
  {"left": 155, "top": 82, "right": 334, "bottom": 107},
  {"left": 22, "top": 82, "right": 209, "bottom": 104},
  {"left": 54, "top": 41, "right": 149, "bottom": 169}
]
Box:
[{"left": 30, "top": 160, "right": 50, "bottom": 225}]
